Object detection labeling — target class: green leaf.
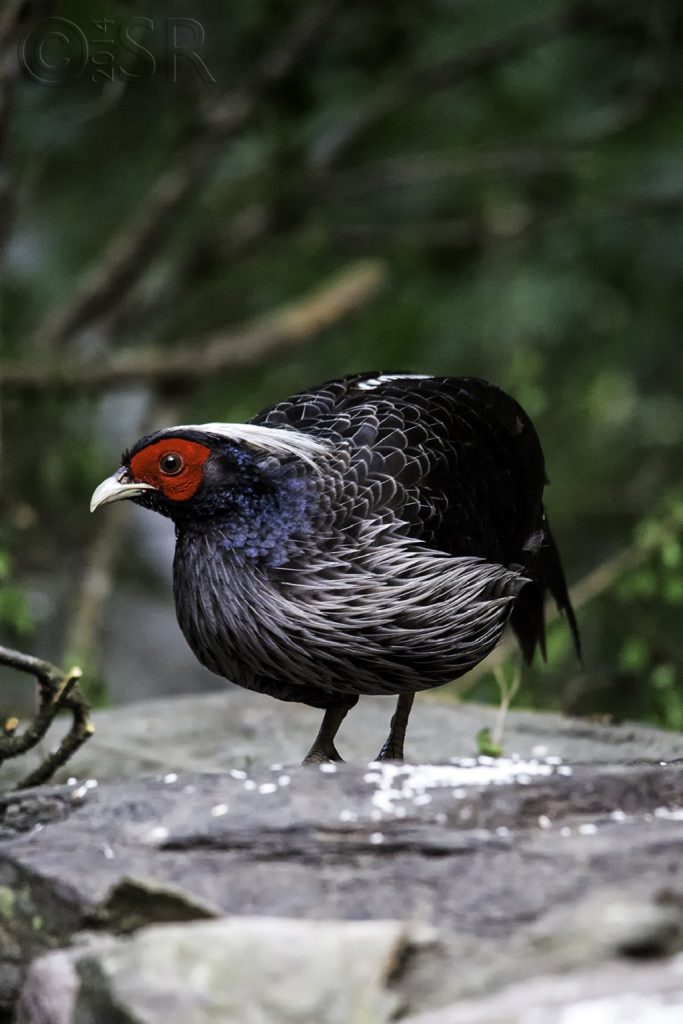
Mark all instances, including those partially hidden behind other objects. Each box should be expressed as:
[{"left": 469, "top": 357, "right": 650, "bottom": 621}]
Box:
[{"left": 476, "top": 727, "right": 504, "bottom": 758}]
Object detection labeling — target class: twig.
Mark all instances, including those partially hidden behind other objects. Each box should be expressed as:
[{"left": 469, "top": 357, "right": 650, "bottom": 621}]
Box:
[
  {"left": 0, "top": 644, "right": 94, "bottom": 790},
  {"left": 4, "top": 259, "right": 387, "bottom": 395},
  {"left": 325, "top": 79, "right": 663, "bottom": 199},
  {"left": 104, "top": 4, "right": 611, "bottom": 355},
  {"left": 491, "top": 662, "right": 522, "bottom": 749},
  {"left": 28, "top": 0, "right": 348, "bottom": 356},
  {"left": 80, "top": 5, "right": 584, "bottom": 353},
  {"left": 312, "top": 9, "right": 571, "bottom": 172},
  {"left": 107, "top": 202, "right": 279, "bottom": 340}
]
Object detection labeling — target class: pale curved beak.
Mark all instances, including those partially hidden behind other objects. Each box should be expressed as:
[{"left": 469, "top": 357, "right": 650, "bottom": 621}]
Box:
[{"left": 90, "top": 469, "right": 155, "bottom": 513}]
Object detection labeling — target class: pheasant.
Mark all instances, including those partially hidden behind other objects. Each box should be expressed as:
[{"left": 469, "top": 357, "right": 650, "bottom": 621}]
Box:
[{"left": 91, "top": 372, "right": 580, "bottom": 763}]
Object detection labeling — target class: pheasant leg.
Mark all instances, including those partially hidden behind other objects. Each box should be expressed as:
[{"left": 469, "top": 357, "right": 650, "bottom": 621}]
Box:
[
  {"left": 302, "top": 702, "right": 353, "bottom": 765},
  {"left": 376, "top": 692, "right": 415, "bottom": 761}
]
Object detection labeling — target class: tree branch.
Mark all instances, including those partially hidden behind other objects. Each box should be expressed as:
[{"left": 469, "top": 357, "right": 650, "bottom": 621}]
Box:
[
  {"left": 28, "top": 0, "right": 348, "bottom": 356},
  {"left": 58, "top": 4, "right": 584, "bottom": 359},
  {"left": 98, "top": 7, "right": 590, "bottom": 357},
  {"left": 3, "top": 259, "right": 387, "bottom": 395},
  {"left": 0, "top": 644, "right": 93, "bottom": 790},
  {"left": 312, "top": 9, "right": 572, "bottom": 172}
]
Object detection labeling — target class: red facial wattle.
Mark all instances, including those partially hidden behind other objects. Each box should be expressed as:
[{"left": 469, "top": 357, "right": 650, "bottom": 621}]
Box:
[{"left": 129, "top": 438, "right": 211, "bottom": 502}]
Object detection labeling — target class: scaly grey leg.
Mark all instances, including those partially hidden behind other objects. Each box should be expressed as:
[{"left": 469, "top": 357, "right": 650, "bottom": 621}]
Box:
[
  {"left": 376, "top": 692, "right": 415, "bottom": 761},
  {"left": 302, "top": 702, "right": 353, "bottom": 765}
]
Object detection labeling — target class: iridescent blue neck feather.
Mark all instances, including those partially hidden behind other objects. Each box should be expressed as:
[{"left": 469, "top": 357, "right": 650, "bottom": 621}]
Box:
[{"left": 213, "top": 473, "right": 317, "bottom": 567}]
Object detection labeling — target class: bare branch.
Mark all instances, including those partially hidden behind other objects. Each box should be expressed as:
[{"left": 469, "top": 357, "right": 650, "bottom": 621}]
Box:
[
  {"left": 29, "top": 0, "right": 348, "bottom": 356},
  {"left": 3, "top": 259, "right": 387, "bottom": 395},
  {"left": 118, "top": 10, "right": 581, "bottom": 338},
  {"left": 312, "top": 10, "right": 571, "bottom": 172},
  {"left": 0, "top": 644, "right": 94, "bottom": 790}
]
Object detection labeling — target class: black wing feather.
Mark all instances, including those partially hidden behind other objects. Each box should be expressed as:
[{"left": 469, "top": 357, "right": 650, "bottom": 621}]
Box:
[{"left": 254, "top": 372, "right": 580, "bottom": 664}]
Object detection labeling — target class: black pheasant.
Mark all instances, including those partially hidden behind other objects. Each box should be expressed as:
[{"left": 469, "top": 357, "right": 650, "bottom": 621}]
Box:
[{"left": 91, "top": 372, "right": 580, "bottom": 762}]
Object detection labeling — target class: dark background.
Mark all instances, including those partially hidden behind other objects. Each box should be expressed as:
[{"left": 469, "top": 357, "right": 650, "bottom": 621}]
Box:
[{"left": 0, "top": 0, "right": 681, "bottom": 728}]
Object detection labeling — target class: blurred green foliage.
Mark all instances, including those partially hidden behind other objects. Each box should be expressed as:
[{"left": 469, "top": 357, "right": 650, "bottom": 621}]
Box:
[
  {"left": 0, "top": 549, "right": 34, "bottom": 640},
  {"left": 0, "top": 0, "right": 681, "bottom": 723}
]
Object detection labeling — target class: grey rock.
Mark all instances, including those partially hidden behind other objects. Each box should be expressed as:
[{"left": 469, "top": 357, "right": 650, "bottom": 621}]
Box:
[
  {"left": 19, "top": 917, "right": 413, "bottom": 1024},
  {"left": 17, "top": 899, "right": 683, "bottom": 1024},
  {"left": 403, "top": 956, "right": 683, "bottom": 1024},
  {"left": 15, "top": 950, "right": 77, "bottom": 1024},
  {"left": 2, "top": 693, "right": 683, "bottom": 1021}
]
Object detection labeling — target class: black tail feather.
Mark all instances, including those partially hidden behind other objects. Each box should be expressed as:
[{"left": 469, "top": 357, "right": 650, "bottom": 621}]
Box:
[
  {"left": 543, "top": 517, "right": 582, "bottom": 664},
  {"left": 510, "top": 584, "right": 546, "bottom": 664},
  {"left": 510, "top": 515, "right": 581, "bottom": 665}
]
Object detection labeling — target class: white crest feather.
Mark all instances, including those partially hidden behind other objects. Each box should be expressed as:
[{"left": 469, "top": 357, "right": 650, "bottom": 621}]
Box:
[
  {"left": 356, "top": 374, "right": 432, "bottom": 391},
  {"left": 161, "top": 422, "right": 330, "bottom": 468}
]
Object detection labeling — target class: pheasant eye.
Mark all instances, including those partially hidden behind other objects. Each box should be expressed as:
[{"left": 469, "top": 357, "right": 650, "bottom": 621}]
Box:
[{"left": 159, "top": 452, "right": 184, "bottom": 476}]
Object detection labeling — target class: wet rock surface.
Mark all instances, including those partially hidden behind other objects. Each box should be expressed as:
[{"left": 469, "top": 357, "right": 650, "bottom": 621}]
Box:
[{"left": 2, "top": 691, "right": 683, "bottom": 1022}]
